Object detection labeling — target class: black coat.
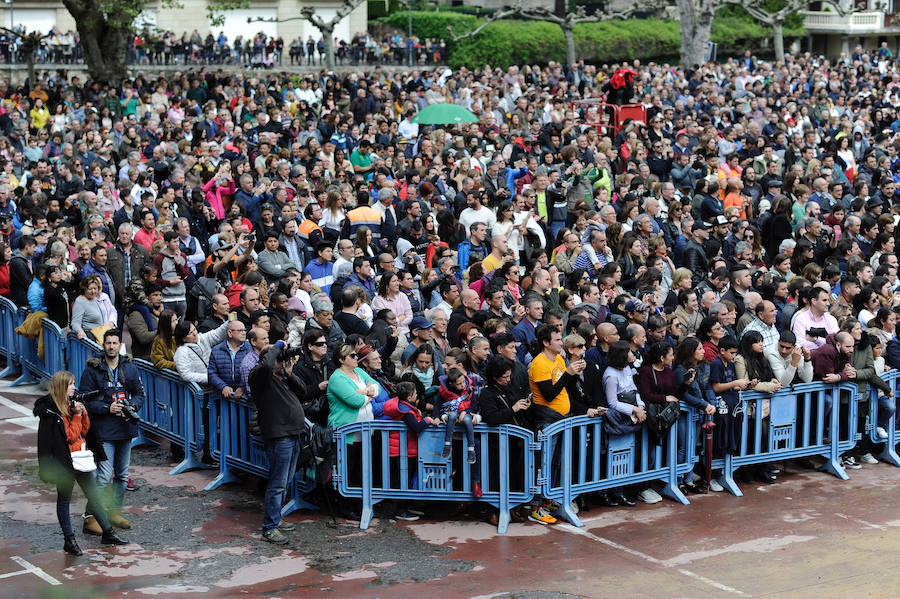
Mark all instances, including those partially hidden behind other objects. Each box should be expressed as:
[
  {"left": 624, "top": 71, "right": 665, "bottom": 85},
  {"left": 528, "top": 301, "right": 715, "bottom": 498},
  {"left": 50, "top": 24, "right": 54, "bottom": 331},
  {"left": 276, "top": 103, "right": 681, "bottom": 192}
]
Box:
[
  {"left": 292, "top": 350, "right": 331, "bottom": 426},
  {"left": 34, "top": 394, "right": 107, "bottom": 486},
  {"left": 249, "top": 342, "right": 308, "bottom": 440},
  {"left": 479, "top": 383, "right": 530, "bottom": 428}
]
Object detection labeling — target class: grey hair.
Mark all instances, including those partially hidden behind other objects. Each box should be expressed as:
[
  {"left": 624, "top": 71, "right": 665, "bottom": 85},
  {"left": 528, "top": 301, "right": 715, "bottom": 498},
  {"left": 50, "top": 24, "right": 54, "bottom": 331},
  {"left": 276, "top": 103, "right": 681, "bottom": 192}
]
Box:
[{"left": 311, "top": 295, "right": 334, "bottom": 314}]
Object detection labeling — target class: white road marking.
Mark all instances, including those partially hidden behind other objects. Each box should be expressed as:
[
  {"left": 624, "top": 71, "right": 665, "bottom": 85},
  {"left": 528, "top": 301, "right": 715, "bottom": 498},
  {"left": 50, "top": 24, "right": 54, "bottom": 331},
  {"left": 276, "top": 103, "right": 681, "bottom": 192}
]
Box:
[
  {"left": 555, "top": 523, "right": 744, "bottom": 595},
  {"left": 7, "top": 556, "right": 62, "bottom": 585},
  {"left": 834, "top": 512, "right": 887, "bottom": 530},
  {"left": 0, "top": 396, "right": 38, "bottom": 430}
]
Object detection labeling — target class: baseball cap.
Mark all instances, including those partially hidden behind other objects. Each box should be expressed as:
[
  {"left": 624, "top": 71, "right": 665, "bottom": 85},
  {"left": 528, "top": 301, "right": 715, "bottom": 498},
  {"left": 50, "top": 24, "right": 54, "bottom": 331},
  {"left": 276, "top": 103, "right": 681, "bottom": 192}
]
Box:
[
  {"left": 211, "top": 238, "right": 234, "bottom": 253},
  {"left": 714, "top": 215, "right": 730, "bottom": 226},
  {"left": 409, "top": 316, "right": 434, "bottom": 331},
  {"left": 624, "top": 299, "right": 647, "bottom": 312}
]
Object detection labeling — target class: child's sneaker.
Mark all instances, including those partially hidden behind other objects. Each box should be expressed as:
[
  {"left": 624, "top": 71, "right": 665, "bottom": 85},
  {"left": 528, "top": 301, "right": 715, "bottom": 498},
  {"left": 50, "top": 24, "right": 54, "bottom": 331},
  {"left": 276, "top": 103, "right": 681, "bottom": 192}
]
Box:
[
  {"left": 467, "top": 447, "right": 476, "bottom": 464},
  {"left": 528, "top": 507, "right": 557, "bottom": 525},
  {"left": 441, "top": 442, "right": 451, "bottom": 459},
  {"left": 877, "top": 426, "right": 889, "bottom": 439}
]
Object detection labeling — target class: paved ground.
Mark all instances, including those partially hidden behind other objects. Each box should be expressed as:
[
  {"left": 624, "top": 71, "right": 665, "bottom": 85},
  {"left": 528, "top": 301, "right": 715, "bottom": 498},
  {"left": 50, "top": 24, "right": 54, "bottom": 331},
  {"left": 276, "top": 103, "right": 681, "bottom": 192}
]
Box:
[{"left": 3, "top": 376, "right": 900, "bottom": 598}]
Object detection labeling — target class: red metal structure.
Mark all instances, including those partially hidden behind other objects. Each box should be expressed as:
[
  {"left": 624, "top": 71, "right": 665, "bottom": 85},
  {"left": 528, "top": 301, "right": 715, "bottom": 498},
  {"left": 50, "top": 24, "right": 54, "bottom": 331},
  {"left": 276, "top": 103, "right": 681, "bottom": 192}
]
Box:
[{"left": 570, "top": 99, "right": 647, "bottom": 138}]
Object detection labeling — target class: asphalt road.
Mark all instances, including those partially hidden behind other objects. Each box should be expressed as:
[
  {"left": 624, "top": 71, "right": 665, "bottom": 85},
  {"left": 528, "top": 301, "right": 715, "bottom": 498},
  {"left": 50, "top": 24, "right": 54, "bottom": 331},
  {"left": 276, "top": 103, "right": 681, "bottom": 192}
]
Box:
[{"left": 3, "top": 378, "right": 900, "bottom": 598}]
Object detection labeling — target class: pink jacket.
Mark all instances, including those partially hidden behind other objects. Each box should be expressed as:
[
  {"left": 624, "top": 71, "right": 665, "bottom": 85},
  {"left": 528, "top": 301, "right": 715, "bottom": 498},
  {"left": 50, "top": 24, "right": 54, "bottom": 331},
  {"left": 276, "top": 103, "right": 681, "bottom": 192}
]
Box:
[{"left": 202, "top": 177, "right": 235, "bottom": 219}]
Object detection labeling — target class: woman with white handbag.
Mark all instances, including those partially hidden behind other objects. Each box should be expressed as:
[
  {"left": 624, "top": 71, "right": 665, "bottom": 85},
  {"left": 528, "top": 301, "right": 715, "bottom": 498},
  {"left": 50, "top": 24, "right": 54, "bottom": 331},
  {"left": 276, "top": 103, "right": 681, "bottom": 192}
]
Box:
[{"left": 34, "top": 371, "right": 128, "bottom": 555}]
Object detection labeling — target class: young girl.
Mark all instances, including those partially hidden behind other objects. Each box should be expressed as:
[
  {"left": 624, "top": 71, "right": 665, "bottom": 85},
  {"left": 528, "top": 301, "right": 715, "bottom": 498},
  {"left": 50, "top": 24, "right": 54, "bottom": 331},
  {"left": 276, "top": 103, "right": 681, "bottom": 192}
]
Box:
[
  {"left": 869, "top": 335, "right": 895, "bottom": 440},
  {"left": 437, "top": 368, "right": 481, "bottom": 463},
  {"left": 34, "top": 371, "right": 128, "bottom": 555}
]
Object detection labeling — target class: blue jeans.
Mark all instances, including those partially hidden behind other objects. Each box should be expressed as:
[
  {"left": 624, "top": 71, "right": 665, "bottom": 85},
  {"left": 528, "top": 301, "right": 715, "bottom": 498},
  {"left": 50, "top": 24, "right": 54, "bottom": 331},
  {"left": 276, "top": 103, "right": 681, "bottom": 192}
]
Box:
[
  {"left": 58, "top": 471, "right": 112, "bottom": 536},
  {"left": 443, "top": 410, "right": 474, "bottom": 448},
  {"left": 878, "top": 395, "right": 896, "bottom": 431},
  {"left": 263, "top": 436, "right": 300, "bottom": 532},
  {"left": 95, "top": 439, "right": 132, "bottom": 511}
]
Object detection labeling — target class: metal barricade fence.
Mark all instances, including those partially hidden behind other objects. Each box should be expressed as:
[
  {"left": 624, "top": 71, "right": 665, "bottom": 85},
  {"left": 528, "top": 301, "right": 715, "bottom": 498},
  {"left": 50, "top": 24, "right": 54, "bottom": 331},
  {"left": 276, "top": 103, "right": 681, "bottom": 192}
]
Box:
[
  {"left": 538, "top": 412, "right": 691, "bottom": 527},
  {"left": 11, "top": 307, "right": 39, "bottom": 386},
  {"left": 204, "top": 392, "right": 317, "bottom": 517},
  {"left": 717, "top": 382, "right": 858, "bottom": 496},
  {"left": 66, "top": 332, "right": 101, "bottom": 386},
  {"left": 0, "top": 296, "right": 18, "bottom": 377},
  {"left": 131, "top": 359, "right": 210, "bottom": 475},
  {"left": 869, "top": 370, "right": 900, "bottom": 467},
  {"left": 333, "top": 422, "right": 536, "bottom": 534},
  {"left": 40, "top": 318, "right": 67, "bottom": 379}
]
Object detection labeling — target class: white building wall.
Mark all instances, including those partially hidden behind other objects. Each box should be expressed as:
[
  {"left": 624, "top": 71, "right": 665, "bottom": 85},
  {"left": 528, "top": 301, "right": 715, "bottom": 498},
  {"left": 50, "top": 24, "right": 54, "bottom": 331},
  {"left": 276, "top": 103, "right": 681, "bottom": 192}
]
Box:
[{"left": 0, "top": 0, "right": 367, "bottom": 43}]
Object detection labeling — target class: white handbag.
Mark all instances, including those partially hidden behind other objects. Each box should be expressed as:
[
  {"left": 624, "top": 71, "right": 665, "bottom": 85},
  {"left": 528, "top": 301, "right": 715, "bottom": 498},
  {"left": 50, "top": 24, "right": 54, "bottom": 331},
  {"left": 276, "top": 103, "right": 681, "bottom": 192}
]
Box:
[{"left": 71, "top": 442, "right": 96, "bottom": 473}]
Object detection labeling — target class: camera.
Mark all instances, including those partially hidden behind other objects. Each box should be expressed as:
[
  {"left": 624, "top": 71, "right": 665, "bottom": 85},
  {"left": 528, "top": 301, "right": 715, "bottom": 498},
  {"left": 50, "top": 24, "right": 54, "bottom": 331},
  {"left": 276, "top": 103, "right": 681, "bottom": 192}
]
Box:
[
  {"left": 119, "top": 401, "right": 141, "bottom": 424},
  {"left": 807, "top": 327, "right": 828, "bottom": 339},
  {"left": 69, "top": 389, "right": 100, "bottom": 413},
  {"left": 278, "top": 344, "right": 305, "bottom": 362}
]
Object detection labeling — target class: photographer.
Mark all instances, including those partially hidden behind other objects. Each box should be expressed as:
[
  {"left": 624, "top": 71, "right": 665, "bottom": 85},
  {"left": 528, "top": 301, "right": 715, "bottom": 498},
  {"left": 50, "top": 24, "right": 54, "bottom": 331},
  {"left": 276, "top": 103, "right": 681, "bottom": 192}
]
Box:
[
  {"left": 248, "top": 340, "right": 308, "bottom": 544},
  {"left": 78, "top": 329, "right": 146, "bottom": 536},
  {"left": 34, "top": 371, "right": 129, "bottom": 555}
]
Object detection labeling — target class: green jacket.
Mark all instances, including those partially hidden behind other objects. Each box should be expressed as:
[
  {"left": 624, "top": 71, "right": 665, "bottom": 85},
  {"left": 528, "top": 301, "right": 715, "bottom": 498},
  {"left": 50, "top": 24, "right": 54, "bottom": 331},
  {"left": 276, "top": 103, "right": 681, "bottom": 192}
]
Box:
[
  {"left": 327, "top": 367, "right": 379, "bottom": 442},
  {"left": 851, "top": 344, "right": 890, "bottom": 401}
]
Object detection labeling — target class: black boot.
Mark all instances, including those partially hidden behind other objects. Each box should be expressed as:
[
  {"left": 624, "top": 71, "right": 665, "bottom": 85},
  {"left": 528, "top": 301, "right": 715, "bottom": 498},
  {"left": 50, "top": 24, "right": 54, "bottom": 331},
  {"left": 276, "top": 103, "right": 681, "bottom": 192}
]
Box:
[
  {"left": 63, "top": 535, "right": 83, "bottom": 556},
  {"left": 101, "top": 530, "right": 128, "bottom": 545}
]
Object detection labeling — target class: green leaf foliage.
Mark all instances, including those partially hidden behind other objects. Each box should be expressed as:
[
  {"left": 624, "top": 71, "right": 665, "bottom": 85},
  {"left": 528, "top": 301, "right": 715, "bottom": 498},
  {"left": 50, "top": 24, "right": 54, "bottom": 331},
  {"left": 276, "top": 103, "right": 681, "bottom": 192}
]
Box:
[{"left": 380, "top": 10, "right": 806, "bottom": 69}]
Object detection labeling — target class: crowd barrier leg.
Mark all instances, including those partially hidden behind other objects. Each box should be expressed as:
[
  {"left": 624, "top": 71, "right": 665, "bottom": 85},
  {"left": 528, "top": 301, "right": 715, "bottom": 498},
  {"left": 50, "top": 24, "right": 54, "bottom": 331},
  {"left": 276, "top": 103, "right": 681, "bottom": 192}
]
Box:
[
  {"left": 359, "top": 429, "right": 375, "bottom": 530},
  {"left": 878, "top": 413, "right": 900, "bottom": 467},
  {"left": 0, "top": 298, "right": 21, "bottom": 378},
  {"left": 10, "top": 336, "right": 38, "bottom": 387},
  {"left": 283, "top": 470, "right": 319, "bottom": 516},
  {"left": 659, "top": 419, "right": 689, "bottom": 506},
  {"left": 819, "top": 386, "right": 850, "bottom": 481},
  {"left": 872, "top": 374, "right": 900, "bottom": 467}
]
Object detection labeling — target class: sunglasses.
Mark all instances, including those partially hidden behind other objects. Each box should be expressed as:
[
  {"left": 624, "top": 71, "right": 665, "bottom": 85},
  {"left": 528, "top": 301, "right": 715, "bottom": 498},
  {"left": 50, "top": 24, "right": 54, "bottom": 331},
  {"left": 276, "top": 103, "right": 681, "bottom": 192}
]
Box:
[
  {"left": 310, "top": 341, "right": 327, "bottom": 347},
  {"left": 347, "top": 353, "right": 358, "bottom": 359}
]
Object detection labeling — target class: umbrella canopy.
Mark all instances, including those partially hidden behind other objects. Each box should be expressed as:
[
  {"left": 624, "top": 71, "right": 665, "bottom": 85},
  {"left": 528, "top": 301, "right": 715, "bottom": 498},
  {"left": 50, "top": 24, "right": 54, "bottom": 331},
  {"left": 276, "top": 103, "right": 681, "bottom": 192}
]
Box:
[{"left": 410, "top": 103, "right": 478, "bottom": 125}]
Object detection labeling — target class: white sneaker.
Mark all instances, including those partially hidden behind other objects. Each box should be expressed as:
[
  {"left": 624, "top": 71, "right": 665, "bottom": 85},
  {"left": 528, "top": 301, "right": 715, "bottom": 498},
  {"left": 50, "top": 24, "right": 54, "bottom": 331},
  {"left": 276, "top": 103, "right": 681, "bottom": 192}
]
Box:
[
  {"left": 709, "top": 479, "right": 724, "bottom": 492},
  {"left": 570, "top": 501, "right": 579, "bottom": 515},
  {"left": 637, "top": 489, "right": 663, "bottom": 504},
  {"left": 877, "top": 427, "right": 889, "bottom": 439},
  {"left": 859, "top": 453, "right": 878, "bottom": 465}
]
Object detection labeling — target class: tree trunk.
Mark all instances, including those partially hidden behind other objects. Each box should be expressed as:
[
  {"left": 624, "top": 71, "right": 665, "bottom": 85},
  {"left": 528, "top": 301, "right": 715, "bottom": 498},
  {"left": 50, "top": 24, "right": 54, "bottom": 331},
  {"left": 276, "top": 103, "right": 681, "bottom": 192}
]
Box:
[
  {"left": 772, "top": 20, "right": 784, "bottom": 63},
  {"left": 62, "top": 0, "right": 130, "bottom": 83},
  {"left": 563, "top": 23, "right": 576, "bottom": 66},
  {"left": 322, "top": 27, "right": 336, "bottom": 70},
  {"left": 677, "top": 0, "right": 716, "bottom": 68}
]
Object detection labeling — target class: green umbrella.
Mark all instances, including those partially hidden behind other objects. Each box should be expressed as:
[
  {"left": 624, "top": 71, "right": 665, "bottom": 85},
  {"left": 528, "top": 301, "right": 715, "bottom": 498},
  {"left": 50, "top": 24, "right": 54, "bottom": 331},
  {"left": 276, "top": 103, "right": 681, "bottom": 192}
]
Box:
[{"left": 410, "top": 103, "right": 478, "bottom": 125}]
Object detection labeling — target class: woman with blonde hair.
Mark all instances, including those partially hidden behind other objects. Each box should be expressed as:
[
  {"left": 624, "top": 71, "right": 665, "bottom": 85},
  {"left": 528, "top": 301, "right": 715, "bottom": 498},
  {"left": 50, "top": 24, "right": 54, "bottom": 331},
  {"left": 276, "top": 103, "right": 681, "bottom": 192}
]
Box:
[{"left": 34, "top": 371, "right": 127, "bottom": 555}]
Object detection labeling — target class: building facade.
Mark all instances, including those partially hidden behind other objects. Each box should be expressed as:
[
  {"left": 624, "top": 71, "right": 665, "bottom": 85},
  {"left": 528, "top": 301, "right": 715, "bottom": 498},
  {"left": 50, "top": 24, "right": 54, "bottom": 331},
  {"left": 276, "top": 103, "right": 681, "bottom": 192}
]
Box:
[
  {"left": 804, "top": 0, "right": 900, "bottom": 57},
  {"left": 0, "top": 0, "right": 368, "bottom": 45}
]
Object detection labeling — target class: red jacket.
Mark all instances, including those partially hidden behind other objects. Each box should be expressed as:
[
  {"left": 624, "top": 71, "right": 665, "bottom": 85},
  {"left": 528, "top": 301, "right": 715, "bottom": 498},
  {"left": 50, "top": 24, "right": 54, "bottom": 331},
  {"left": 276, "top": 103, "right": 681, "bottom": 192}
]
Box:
[
  {"left": 382, "top": 397, "right": 427, "bottom": 457},
  {"left": 0, "top": 263, "right": 9, "bottom": 297}
]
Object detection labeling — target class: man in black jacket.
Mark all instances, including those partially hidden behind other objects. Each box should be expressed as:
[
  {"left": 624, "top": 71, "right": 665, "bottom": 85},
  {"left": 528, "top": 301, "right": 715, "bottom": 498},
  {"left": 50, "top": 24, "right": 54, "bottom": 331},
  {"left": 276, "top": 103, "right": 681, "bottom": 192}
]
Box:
[
  {"left": 249, "top": 340, "right": 307, "bottom": 544},
  {"left": 9, "top": 234, "right": 35, "bottom": 306},
  {"left": 682, "top": 220, "right": 710, "bottom": 287}
]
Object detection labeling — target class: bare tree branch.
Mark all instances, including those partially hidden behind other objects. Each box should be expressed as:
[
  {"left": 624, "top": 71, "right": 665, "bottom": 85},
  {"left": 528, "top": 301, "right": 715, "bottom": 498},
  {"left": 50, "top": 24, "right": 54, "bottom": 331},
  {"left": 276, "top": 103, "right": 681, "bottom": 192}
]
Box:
[{"left": 447, "top": 7, "right": 521, "bottom": 42}]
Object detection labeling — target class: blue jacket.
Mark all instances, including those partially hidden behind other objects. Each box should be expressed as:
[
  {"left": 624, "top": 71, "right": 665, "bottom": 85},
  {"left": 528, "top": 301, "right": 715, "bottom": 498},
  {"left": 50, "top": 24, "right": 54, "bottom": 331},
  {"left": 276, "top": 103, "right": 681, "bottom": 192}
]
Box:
[
  {"left": 511, "top": 318, "right": 538, "bottom": 365},
  {"left": 886, "top": 337, "right": 900, "bottom": 371},
  {"left": 233, "top": 189, "right": 269, "bottom": 224},
  {"left": 457, "top": 240, "right": 487, "bottom": 276},
  {"left": 27, "top": 279, "right": 46, "bottom": 312},
  {"left": 306, "top": 258, "right": 335, "bottom": 294},
  {"left": 78, "top": 355, "right": 146, "bottom": 441},
  {"left": 208, "top": 340, "right": 250, "bottom": 394},
  {"left": 504, "top": 166, "right": 528, "bottom": 196},
  {"left": 81, "top": 259, "right": 116, "bottom": 304}
]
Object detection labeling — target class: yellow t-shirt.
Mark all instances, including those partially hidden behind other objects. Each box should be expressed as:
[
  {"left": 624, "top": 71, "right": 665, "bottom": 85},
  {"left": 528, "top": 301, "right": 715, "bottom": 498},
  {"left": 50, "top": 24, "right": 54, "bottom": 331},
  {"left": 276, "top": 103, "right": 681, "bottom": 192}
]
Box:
[
  {"left": 529, "top": 352, "right": 570, "bottom": 415},
  {"left": 481, "top": 252, "right": 502, "bottom": 274}
]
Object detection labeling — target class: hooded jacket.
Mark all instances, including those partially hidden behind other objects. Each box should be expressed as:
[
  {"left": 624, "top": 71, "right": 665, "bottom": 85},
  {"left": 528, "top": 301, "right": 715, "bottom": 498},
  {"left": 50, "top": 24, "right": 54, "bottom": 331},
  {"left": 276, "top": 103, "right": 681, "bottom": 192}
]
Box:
[
  {"left": 78, "top": 354, "right": 146, "bottom": 441},
  {"left": 34, "top": 394, "right": 107, "bottom": 485}
]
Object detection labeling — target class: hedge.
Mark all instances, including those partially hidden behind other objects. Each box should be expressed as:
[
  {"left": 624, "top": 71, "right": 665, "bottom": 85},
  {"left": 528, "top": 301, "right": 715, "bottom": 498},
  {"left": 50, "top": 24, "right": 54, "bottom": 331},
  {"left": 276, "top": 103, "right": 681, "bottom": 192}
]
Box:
[{"left": 379, "top": 11, "right": 804, "bottom": 69}]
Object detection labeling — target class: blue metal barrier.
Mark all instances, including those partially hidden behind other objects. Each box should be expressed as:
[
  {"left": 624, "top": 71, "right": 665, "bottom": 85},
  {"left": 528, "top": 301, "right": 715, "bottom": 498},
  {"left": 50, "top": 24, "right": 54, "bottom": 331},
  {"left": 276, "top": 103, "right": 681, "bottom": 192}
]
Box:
[
  {"left": 538, "top": 413, "right": 690, "bottom": 527},
  {"left": 0, "top": 296, "right": 18, "bottom": 377},
  {"left": 66, "top": 332, "right": 102, "bottom": 386},
  {"left": 40, "top": 318, "right": 67, "bottom": 378},
  {"left": 716, "top": 382, "right": 858, "bottom": 496},
  {"left": 870, "top": 370, "right": 900, "bottom": 467},
  {"left": 333, "top": 422, "right": 536, "bottom": 534},
  {"left": 204, "top": 392, "right": 317, "bottom": 518},
  {"left": 11, "top": 308, "right": 39, "bottom": 386},
  {"left": 131, "top": 359, "right": 210, "bottom": 475}
]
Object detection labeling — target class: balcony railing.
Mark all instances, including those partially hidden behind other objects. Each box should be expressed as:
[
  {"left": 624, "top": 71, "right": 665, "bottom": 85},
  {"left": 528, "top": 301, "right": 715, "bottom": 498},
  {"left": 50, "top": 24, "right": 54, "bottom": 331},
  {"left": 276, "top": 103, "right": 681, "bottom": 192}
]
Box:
[{"left": 801, "top": 10, "right": 885, "bottom": 32}]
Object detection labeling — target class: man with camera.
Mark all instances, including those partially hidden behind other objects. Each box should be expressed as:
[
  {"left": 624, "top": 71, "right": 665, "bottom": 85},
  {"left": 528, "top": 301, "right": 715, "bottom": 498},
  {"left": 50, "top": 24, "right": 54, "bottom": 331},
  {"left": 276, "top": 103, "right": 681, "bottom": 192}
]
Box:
[
  {"left": 248, "top": 340, "right": 308, "bottom": 544},
  {"left": 79, "top": 329, "right": 146, "bottom": 535}
]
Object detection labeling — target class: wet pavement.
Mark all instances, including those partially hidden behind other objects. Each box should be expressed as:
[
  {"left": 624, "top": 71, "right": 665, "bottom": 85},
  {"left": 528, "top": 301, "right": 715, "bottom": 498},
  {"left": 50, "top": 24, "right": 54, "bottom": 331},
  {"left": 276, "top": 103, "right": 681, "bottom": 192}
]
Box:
[{"left": 3, "top": 376, "right": 900, "bottom": 598}]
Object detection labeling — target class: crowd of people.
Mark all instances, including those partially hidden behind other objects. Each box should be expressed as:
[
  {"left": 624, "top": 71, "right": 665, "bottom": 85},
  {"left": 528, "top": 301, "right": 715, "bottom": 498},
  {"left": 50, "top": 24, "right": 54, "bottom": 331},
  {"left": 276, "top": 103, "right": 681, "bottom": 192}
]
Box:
[
  {"left": 0, "top": 26, "right": 442, "bottom": 68},
  {"left": 13, "top": 43, "right": 900, "bottom": 551}
]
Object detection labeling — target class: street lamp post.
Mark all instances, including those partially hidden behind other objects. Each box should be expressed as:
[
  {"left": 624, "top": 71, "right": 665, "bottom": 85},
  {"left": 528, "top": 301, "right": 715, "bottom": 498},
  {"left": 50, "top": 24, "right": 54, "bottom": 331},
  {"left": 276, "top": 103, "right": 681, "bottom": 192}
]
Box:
[{"left": 407, "top": 1, "right": 413, "bottom": 67}]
